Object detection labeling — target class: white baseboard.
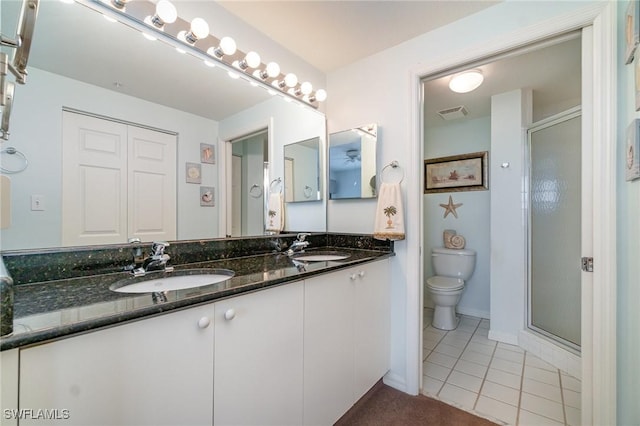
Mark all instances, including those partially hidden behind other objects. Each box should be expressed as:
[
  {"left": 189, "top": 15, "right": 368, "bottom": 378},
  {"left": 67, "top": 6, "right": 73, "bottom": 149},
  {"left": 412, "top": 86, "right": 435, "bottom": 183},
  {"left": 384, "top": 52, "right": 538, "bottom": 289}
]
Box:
[
  {"left": 456, "top": 306, "right": 490, "bottom": 320},
  {"left": 488, "top": 329, "right": 519, "bottom": 345},
  {"left": 383, "top": 371, "right": 412, "bottom": 394},
  {"left": 519, "top": 330, "right": 581, "bottom": 379}
]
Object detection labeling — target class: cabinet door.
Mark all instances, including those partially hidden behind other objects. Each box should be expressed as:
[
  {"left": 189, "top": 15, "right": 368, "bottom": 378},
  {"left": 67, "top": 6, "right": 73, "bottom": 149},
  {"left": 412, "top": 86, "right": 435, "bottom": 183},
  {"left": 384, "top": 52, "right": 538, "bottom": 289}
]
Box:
[
  {"left": 1, "top": 349, "right": 19, "bottom": 426},
  {"left": 19, "top": 304, "right": 214, "bottom": 426},
  {"left": 303, "top": 269, "right": 355, "bottom": 426},
  {"left": 214, "top": 281, "right": 304, "bottom": 426},
  {"left": 354, "top": 259, "right": 391, "bottom": 400}
]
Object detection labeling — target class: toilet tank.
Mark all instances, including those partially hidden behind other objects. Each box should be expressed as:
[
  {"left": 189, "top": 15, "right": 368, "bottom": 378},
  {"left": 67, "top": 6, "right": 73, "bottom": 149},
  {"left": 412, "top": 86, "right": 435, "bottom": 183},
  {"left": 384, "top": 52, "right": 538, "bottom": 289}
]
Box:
[{"left": 431, "top": 247, "right": 476, "bottom": 280}]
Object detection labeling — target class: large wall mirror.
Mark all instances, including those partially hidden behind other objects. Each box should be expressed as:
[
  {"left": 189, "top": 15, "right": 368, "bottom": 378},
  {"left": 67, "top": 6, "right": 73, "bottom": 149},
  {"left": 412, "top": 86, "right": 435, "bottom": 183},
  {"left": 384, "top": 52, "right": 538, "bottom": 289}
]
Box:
[
  {"left": 0, "top": 0, "right": 326, "bottom": 250},
  {"left": 328, "top": 124, "right": 377, "bottom": 199},
  {"left": 284, "top": 137, "right": 321, "bottom": 203}
]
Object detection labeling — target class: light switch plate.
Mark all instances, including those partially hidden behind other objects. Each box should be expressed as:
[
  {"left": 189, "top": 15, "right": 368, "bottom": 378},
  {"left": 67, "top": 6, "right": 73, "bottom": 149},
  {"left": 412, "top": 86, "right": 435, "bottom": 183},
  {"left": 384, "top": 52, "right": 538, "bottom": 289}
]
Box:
[{"left": 31, "top": 194, "right": 45, "bottom": 211}]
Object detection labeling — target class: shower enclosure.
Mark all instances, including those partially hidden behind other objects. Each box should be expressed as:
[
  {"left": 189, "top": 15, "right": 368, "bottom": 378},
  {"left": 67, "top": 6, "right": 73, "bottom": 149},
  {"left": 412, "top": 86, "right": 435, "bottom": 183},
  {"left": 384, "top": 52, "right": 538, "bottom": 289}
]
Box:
[{"left": 527, "top": 107, "right": 582, "bottom": 352}]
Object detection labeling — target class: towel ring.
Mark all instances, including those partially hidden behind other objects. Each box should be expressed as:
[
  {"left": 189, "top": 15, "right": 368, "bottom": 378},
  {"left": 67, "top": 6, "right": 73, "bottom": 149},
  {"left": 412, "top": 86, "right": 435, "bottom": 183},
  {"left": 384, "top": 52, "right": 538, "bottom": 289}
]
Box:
[
  {"left": 0, "top": 146, "right": 28, "bottom": 174},
  {"left": 381, "top": 160, "right": 403, "bottom": 184},
  {"left": 249, "top": 184, "right": 263, "bottom": 198},
  {"left": 269, "top": 177, "right": 283, "bottom": 193}
]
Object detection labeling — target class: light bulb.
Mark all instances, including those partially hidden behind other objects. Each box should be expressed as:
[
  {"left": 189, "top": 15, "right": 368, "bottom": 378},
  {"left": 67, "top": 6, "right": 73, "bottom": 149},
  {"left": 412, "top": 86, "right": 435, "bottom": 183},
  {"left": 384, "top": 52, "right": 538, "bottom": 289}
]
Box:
[
  {"left": 219, "top": 37, "right": 237, "bottom": 55},
  {"left": 187, "top": 17, "right": 209, "bottom": 41},
  {"left": 244, "top": 51, "right": 261, "bottom": 69},
  {"left": 155, "top": 0, "right": 177, "bottom": 24},
  {"left": 300, "top": 82, "right": 313, "bottom": 95},
  {"left": 284, "top": 73, "right": 297, "bottom": 88},
  {"left": 314, "top": 89, "right": 327, "bottom": 102},
  {"left": 266, "top": 62, "right": 280, "bottom": 78}
]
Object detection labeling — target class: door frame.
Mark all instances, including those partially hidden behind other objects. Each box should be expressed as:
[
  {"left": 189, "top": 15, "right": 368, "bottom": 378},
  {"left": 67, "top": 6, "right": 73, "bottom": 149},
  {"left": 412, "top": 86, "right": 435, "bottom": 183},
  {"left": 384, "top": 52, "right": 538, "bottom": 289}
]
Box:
[
  {"left": 218, "top": 118, "right": 274, "bottom": 238},
  {"left": 409, "top": 3, "right": 616, "bottom": 424}
]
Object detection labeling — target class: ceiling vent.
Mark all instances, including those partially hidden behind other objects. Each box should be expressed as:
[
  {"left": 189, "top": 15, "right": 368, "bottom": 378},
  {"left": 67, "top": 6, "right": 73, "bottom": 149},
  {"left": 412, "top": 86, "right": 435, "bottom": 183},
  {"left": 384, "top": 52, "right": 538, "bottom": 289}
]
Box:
[{"left": 437, "top": 105, "right": 468, "bottom": 121}]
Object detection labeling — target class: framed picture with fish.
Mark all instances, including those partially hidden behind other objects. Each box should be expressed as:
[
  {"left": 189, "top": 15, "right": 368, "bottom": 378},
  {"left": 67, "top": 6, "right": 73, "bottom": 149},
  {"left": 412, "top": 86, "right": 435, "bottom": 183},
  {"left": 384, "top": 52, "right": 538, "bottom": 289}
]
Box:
[{"left": 424, "top": 151, "right": 488, "bottom": 194}]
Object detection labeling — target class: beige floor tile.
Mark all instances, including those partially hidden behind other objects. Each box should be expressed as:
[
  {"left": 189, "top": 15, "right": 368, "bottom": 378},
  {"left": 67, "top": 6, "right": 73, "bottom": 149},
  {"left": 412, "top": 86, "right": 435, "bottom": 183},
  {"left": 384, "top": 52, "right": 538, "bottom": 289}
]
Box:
[
  {"left": 525, "top": 353, "right": 557, "bottom": 371},
  {"left": 475, "top": 396, "right": 518, "bottom": 425},
  {"left": 461, "top": 349, "right": 492, "bottom": 366},
  {"left": 434, "top": 342, "right": 464, "bottom": 358},
  {"left": 518, "top": 409, "right": 564, "bottom": 426},
  {"left": 486, "top": 368, "right": 522, "bottom": 390},
  {"left": 423, "top": 360, "right": 452, "bottom": 381},
  {"left": 520, "top": 392, "right": 564, "bottom": 423},
  {"left": 427, "top": 351, "right": 458, "bottom": 369},
  {"left": 562, "top": 387, "right": 581, "bottom": 409},
  {"left": 480, "top": 380, "right": 520, "bottom": 407},
  {"left": 491, "top": 357, "right": 524, "bottom": 376},
  {"left": 422, "top": 375, "right": 444, "bottom": 397},
  {"left": 524, "top": 365, "right": 560, "bottom": 386},
  {"left": 447, "top": 370, "right": 483, "bottom": 393},
  {"left": 565, "top": 405, "right": 581, "bottom": 425},
  {"left": 494, "top": 346, "right": 525, "bottom": 364},
  {"left": 560, "top": 373, "right": 581, "bottom": 393},
  {"left": 521, "top": 377, "right": 562, "bottom": 403},
  {"left": 439, "top": 383, "right": 478, "bottom": 411},
  {"left": 455, "top": 359, "right": 489, "bottom": 379}
]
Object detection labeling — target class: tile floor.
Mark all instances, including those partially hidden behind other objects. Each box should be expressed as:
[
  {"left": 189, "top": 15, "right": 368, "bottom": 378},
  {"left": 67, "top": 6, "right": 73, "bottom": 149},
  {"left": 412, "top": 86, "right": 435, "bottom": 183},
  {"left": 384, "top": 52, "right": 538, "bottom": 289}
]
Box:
[{"left": 422, "top": 309, "right": 581, "bottom": 425}]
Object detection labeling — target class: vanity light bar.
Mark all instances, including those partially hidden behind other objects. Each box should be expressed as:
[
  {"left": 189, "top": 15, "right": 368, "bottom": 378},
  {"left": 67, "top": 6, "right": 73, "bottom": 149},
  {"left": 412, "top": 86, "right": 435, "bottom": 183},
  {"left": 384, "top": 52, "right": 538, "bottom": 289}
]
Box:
[{"left": 78, "top": 0, "right": 326, "bottom": 108}]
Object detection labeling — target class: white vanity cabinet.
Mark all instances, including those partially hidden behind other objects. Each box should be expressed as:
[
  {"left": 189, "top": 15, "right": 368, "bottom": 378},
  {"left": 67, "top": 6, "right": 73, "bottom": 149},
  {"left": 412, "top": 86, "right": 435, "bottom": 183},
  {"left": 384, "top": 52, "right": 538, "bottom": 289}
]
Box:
[
  {"left": 303, "top": 258, "right": 390, "bottom": 426},
  {"left": 18, "top": 304, "right": 215, "bottom": 426},
  {"left": 213, "top": 281, "right": 304, "bottom": 426}
]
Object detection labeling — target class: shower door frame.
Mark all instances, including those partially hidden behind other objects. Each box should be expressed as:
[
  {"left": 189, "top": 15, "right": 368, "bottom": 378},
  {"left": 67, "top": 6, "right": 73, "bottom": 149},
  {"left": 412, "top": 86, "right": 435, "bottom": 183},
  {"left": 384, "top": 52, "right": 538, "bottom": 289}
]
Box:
[{"left": 525, "top": 106, "right": 583, "bottom": 354}]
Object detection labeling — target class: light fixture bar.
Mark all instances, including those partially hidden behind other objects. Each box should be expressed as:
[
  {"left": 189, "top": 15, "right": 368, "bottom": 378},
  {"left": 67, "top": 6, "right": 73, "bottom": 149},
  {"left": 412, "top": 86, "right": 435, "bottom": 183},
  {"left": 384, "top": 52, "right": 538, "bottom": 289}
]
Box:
[{"left": 76, "top": 0, "right": 326, "bottom": 108}]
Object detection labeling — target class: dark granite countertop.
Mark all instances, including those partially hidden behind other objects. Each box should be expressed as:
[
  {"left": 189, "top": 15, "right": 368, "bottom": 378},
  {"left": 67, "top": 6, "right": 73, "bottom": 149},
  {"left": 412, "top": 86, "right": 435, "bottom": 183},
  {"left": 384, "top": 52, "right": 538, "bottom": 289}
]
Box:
[{"left": 1, "top": 244, "right": 393, "bottom": 351}]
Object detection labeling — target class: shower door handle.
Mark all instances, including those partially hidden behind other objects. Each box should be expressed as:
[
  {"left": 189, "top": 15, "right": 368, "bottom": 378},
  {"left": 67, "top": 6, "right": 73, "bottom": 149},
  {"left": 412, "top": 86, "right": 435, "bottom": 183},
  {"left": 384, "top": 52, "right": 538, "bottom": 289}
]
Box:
[{"left": 581, "top": 257, "right": 594, "bottom": 272}]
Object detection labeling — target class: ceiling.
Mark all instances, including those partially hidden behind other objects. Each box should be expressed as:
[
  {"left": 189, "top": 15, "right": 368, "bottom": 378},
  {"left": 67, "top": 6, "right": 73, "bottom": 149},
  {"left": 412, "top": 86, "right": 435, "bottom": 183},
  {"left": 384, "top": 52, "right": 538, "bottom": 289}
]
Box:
[
  {"left": 2, "top": 0, "right": 579, "bottom": 124},
  {"left": 215, "top": 1, "right": 501, "bottom": 73},
  {"left": 423, "top": 35, "right": 582, "bottom": 127}
]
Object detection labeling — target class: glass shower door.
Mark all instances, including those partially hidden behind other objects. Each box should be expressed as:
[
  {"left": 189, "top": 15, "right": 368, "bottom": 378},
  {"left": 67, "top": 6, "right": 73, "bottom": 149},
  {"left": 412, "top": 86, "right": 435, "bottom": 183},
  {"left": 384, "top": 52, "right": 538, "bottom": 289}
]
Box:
[{"left": 527, "top": 108, "right": 581, "bottom": 350}]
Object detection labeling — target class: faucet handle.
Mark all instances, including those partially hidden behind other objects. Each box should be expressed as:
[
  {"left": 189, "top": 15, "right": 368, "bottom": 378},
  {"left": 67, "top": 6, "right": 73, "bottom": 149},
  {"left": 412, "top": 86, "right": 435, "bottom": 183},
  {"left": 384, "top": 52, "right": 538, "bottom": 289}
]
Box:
[
  {"left": 296, "top": 233, "right": 311, "bottom": 242},
  {"left": 151, "top": 241, "right": 170, "bottom": 256}
]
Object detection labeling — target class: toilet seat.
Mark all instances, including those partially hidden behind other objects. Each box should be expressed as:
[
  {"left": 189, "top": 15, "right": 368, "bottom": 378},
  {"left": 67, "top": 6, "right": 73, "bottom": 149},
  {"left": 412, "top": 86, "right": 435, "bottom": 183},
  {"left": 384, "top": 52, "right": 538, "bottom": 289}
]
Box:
[{"left": 426, "top": 276, "right": 464, "bottom": 291}]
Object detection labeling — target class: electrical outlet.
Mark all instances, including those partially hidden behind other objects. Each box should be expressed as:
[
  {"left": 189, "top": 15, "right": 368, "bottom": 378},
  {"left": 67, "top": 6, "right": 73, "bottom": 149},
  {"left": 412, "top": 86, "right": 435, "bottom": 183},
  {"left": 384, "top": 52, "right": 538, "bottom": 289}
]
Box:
[{"left": 31, "top": 194, "right": 45, "bottom": 211}]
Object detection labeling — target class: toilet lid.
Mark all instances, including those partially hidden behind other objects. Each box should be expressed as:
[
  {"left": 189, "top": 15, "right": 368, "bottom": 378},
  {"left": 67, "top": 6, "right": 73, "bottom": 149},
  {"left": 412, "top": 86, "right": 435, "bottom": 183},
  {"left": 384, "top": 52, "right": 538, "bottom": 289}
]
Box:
[{"left": 426, "top": 276, "right": 464, "bottom": 291}]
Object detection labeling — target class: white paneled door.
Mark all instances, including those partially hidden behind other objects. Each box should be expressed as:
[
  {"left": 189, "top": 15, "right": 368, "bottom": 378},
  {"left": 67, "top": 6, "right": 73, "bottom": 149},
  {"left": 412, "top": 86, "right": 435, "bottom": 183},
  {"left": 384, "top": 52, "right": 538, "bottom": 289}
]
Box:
[{"left": 62, "top": 111, "right": 176, "bottom": 246}]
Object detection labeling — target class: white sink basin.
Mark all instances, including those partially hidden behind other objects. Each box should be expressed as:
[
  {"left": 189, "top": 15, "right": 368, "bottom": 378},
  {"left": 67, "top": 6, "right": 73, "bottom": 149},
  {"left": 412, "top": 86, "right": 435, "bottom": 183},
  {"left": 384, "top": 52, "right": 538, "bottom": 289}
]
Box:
[
  {"left": 292, "top": 251, "right": 351, "bottom": 262},
  {"left": 111, "top": 269, "right": 234, "bottom": 293}
]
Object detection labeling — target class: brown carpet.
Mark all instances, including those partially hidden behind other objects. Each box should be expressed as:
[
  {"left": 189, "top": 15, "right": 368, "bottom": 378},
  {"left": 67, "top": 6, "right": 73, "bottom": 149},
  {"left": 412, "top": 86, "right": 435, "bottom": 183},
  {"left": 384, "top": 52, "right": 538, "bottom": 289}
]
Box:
[{"left": 335, "top": 381, "right": 499, "bottom": 426}]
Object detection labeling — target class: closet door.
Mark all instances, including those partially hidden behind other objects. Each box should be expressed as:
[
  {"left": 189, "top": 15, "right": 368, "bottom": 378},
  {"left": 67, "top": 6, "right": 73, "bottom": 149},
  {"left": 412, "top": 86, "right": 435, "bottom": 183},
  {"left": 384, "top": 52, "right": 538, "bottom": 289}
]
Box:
[
  {"left": 62, "top": 112, "right": 176, "bottom": 246},
  {"left": 62, "top": 112, "right": 128, "bottom": 246}
]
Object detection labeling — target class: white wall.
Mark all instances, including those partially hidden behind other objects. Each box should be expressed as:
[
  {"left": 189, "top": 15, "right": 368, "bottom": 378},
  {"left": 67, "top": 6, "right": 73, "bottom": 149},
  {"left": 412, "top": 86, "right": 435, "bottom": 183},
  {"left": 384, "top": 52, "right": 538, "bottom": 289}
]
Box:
[
  {"left": 424, "top": 117, "right": 491, "bottom": 319},
  {"left": 326, "top": 0, "right": 601, "bottom": 394},
  {"left": 616, "top": 2, "right": 640, "bottom": 424},
  {"left": 220, "top": 96, "right": 326, "bottom": 233},
  {"left": 489, "top": 89, "right": 531, "bottom": 344},
  {"left": 1, "top": 67, "right": 219, "bottom": 250}
]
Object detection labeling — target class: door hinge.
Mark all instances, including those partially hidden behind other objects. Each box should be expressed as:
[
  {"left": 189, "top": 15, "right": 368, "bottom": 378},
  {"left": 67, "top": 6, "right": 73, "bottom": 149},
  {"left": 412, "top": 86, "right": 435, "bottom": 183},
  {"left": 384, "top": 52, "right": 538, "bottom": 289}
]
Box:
[{"left": 581, "top": 257, "right": 594, "bottom": 272}]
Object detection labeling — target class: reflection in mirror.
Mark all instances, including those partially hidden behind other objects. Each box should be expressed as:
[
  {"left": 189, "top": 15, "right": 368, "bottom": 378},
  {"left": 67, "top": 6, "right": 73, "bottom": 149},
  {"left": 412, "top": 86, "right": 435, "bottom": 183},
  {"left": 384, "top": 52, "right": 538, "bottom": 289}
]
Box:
[
  {"left": 329, "top": 124, "right": 377, "bottom": 199},
  {"left": 0, "top": 0, "right": 327, "bottom": 250},
  {"left": 230, "top": 130, "right": 268, "bottom": 237},
  {"left": 284, "top": 137, "right": 321, "bottom": 203}
]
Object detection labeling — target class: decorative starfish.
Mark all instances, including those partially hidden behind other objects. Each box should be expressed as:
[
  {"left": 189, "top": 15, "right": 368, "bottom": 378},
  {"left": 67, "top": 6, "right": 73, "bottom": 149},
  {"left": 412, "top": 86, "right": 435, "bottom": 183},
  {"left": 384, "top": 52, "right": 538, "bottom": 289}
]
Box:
[{"left": 439, "top": 195, "right": 463, "bottom": 218}]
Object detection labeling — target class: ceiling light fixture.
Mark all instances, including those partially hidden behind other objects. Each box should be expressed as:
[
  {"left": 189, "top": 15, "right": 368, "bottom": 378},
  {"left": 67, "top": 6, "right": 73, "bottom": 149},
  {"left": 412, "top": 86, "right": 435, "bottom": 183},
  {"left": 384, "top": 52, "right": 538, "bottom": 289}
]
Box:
[
  {"left": 449, "top": 69, "right": 484, "bottom": 93},
  {"left": 84, "top": 0, "right": 327, "bottom": 107}
]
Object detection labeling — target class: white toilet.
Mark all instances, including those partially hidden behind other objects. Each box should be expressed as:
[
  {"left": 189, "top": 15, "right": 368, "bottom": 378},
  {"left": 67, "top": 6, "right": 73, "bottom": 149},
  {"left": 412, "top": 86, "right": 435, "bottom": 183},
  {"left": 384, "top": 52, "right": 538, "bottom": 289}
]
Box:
[{"left": 426, "top": 247, "right": 476, "bottom": 330}]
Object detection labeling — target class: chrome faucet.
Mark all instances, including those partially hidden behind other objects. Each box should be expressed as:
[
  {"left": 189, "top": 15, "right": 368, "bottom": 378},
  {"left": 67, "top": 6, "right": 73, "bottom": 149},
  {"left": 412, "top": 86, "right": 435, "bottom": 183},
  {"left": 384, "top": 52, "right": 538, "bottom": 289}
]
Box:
[
  {"left": 286, "top": 233, "right": 311, "bottom": 256},
  {"left": 133, "top": 241, "right": 174, "bottom": 277}
]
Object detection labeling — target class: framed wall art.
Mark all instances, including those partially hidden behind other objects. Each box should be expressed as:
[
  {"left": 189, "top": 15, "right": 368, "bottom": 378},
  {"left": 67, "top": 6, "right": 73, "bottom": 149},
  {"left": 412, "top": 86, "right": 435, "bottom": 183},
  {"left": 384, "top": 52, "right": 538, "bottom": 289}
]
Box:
[
  {"left": 186, "top": 162, "right": 201, "bottom": 184},
  {"left": 200, "top": 186, "right": 215, "bottom": 207},
  {"left": 424, "top": 151, "right": 488, "bottom": 194},
  {"left": 200, "top": 143, "right": 215, "bottom": 164}
]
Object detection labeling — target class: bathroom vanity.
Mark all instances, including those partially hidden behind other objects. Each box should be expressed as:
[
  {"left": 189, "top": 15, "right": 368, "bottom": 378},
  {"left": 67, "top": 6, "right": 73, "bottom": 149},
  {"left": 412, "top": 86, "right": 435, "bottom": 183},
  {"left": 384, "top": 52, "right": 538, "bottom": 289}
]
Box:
[{"left": 0, "top": 234, "right": 392, "bottom": 426}]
